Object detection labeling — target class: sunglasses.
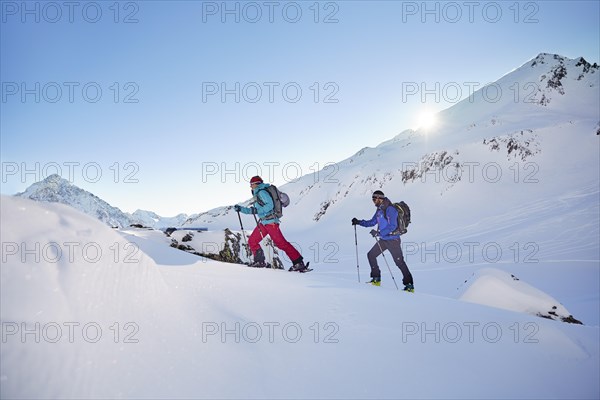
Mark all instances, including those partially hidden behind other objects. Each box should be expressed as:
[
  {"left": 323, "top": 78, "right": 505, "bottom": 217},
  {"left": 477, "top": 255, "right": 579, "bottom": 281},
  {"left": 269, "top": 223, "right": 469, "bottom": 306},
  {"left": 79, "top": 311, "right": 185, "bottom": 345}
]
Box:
[{"left": 372, "top": 196, "right": 384, "bottom": 201}]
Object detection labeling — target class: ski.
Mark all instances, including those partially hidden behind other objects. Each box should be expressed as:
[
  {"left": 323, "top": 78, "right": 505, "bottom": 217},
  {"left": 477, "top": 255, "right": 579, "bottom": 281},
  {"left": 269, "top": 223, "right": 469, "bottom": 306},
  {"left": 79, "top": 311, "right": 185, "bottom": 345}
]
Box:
[
  {"left": 245, "top": 263, "right": 286, "bottom": 270},
  {"left": 246, "top": 263, "right": 271, "bottom": 268},
  {"left": 244, "top": 262, "right": 291, "bottom": 271},
  {"left": 245, "top": 262, "right": 311, "bottom": 272},
  {"left": 289, "top": 268, "right": 313, "bottom": 273}
]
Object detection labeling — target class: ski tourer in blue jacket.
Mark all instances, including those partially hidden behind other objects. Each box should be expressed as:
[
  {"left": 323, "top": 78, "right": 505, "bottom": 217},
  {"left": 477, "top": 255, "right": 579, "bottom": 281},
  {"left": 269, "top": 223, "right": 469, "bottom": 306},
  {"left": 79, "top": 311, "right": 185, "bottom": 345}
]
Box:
[
  {"left": 352, "top": 190, "right": 414, "bottom": 291},
  {"left": 357, "top": 197, "right": 401, "bottom": 240}
]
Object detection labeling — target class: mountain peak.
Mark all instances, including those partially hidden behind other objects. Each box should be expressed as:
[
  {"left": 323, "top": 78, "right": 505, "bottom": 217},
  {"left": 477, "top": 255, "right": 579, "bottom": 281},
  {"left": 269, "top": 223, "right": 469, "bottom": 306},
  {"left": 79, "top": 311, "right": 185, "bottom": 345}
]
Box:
[
  {"left": 531, "top": 52, "right": 565, "bottom": 65},
  {"left": 40, "top": 173, "right": 70, "bottom": 187},
  {"left": 14, "top": 176, "right": 189, "bottom": 229},
  {"left": 16, "top": 175, "right": 133, "bottom": 228},
  {"left": 528, "top": 52, "right": 599, "bottom": 74}
]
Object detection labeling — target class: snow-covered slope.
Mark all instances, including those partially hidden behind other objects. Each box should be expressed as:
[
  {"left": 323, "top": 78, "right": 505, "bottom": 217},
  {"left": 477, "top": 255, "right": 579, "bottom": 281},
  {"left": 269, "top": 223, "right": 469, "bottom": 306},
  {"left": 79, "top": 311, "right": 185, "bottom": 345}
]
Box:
[
  {"left": 177, "top": 53, "right": 599, "bottom": 327},
  {"left": 184, "top": 53, "right": 598, "bottom": 235},
  {"left": 1, "top": 196, "right": 598, "bottom": 399},
  {"left": 183, "top": 53, "right": 599, "bottom": 269},
  {"left": 0, "top": 196, "right": 174, "bottom": 398}
]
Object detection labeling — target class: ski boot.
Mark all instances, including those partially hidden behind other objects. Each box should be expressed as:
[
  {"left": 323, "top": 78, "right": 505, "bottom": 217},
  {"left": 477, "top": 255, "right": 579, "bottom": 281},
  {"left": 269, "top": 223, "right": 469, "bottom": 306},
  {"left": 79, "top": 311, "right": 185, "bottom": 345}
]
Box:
[
  {"left": 367, "top": 277, "right": 381, "bottom": 286},
  {"left": 289, "top": 258, "right": 310, "bottom": 272},
  {"left": 249, "top": 248, "right": 268, "bottom": 268},
  {"left": 403, "top": 283, "right": 415, "bottom": 293}
]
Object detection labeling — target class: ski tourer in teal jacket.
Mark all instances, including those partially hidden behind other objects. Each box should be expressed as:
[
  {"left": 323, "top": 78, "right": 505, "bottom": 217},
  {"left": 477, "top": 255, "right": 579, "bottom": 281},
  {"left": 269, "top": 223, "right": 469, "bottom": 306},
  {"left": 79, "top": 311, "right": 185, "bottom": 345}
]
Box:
[{"left": 238, "top": 182, "right": 280, "bottom": 225}]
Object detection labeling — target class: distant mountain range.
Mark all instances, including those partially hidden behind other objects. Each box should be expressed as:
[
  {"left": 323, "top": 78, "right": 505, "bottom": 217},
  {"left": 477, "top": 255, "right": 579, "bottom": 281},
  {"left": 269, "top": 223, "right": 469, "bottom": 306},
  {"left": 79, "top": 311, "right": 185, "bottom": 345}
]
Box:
[
  {"left": 129, "top": 209, "right": 190, "bottom": 229},
  {"left": 16, "top": 174, "right": 190, "bottom": 229}
]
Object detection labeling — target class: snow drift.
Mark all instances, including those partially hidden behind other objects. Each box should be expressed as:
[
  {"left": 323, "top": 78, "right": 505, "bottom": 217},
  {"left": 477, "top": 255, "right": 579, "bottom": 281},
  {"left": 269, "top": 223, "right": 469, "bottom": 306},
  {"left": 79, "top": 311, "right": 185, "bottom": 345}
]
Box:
[{"left": 457, "top": 268, "right": 582, "bottom": 324}]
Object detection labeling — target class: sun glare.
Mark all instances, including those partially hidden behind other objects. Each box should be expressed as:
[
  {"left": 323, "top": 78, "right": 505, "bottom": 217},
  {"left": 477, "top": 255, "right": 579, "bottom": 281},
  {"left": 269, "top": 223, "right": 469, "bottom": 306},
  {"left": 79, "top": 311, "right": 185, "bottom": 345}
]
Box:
[{"left": 416, "top": 111, "right": 438, "bottom": 131}]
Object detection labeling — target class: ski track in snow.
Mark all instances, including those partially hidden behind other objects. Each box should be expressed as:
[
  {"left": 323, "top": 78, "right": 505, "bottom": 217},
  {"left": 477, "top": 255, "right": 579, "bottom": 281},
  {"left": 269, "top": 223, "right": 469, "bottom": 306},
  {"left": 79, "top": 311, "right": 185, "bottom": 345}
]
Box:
[{"left": 424, "top": 182, "right": 599, "bottom": 262}]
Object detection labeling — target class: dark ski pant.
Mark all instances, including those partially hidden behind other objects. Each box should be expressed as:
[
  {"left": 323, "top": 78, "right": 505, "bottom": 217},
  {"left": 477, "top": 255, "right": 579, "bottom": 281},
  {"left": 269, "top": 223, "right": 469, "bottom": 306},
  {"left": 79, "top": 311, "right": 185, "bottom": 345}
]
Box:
[{"left": 367, "top": 238, "right": 413, "bottom": 285}]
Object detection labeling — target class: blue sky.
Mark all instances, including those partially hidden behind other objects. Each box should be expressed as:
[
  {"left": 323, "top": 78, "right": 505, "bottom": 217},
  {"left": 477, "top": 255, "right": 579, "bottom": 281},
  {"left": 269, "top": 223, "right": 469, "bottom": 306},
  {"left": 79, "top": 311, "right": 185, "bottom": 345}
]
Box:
[{"left": 1, "top": 0, "right": 599, "bottom": 216}]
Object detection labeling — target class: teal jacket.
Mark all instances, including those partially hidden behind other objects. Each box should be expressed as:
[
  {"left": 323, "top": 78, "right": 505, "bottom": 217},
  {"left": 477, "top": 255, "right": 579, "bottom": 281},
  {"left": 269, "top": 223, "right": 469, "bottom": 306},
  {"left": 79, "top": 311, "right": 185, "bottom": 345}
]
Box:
[{"left": 239, "top": 183, "right": 280, "bottom": 225}]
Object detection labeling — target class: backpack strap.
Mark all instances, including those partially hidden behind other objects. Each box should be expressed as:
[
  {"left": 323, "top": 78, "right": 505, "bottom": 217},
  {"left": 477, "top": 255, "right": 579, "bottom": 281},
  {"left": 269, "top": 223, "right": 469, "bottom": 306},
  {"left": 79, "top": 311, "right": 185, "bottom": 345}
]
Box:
[
  {"left": 382, "top": 204, "right": 393, "bottom": 221},
  {"left": 255, "top": 188, "right": 266, "bottom": 207},
  {"left": 384, "top": 204, "right": 402, "bottom": 235},
  {"left": 256, "top": 188, "right": 276, "bottom": 206},
  {"left": 255, "top": 188, "right": 277, "bottom": 221}
]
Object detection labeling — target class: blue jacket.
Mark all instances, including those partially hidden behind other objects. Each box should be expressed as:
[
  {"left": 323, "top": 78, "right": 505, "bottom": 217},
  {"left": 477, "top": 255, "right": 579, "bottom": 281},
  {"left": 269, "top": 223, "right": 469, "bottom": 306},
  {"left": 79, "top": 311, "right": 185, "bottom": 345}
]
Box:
[
  {"left": 239, "top": 183, "right": 280, "bottom": 225},
  {"left": 359, "top": 198, "right": 401, "bottom": 240}
]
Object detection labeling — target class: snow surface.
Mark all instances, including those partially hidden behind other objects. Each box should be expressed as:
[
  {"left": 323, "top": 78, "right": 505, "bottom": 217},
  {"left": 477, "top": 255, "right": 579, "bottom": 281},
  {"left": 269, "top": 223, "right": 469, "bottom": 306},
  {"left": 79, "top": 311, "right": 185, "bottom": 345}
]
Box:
[{"left": 1, "top": 195, "right": 599, "bottom": 399}]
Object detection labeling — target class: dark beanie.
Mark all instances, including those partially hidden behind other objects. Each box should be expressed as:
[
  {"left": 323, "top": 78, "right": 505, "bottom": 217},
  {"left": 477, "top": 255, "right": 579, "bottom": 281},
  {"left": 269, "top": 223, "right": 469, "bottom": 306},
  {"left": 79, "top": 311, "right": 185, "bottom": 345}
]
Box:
[
  {"left": 372, "top": 190, "right": 385, "bottom": 198},
  {"left": 250, "top": 176, "right": 263, "bottom": 184}
]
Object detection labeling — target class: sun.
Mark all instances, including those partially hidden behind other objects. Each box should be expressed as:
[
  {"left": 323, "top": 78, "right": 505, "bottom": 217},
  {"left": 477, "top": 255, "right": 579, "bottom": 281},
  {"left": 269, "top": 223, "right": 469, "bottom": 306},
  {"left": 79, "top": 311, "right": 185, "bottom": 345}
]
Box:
[{"left": 415, "top": 110, "right": 438, "bottom": 131}]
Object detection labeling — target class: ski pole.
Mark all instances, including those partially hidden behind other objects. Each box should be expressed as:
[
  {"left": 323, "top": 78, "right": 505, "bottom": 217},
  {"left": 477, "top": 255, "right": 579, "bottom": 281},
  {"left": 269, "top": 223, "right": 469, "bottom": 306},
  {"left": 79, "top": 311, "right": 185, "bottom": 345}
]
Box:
[
  {"left": 236, "top": 210, "right": 251, "bottom": 263},
  {"left": 375, "top": 237, "right": 399, "bottom": 290},
  {"left": 354, "top": 225, "right": 360, "bottom": 283}
]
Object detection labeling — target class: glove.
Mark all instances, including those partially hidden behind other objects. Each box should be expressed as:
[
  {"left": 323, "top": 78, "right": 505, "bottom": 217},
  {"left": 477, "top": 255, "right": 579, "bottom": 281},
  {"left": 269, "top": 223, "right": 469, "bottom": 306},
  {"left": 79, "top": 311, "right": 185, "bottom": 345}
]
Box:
[
  {"left": 250, "top": 207, "right": 257, "bottom": 214},
  {"left": 234, "top": 205, "right": 241, "bottom": 212},
  {"left": 351, "top": 218, "right": 359, "bottom": 226},
  {"left": 370, "top": 229, "right": 380, "bottom": 238}
]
